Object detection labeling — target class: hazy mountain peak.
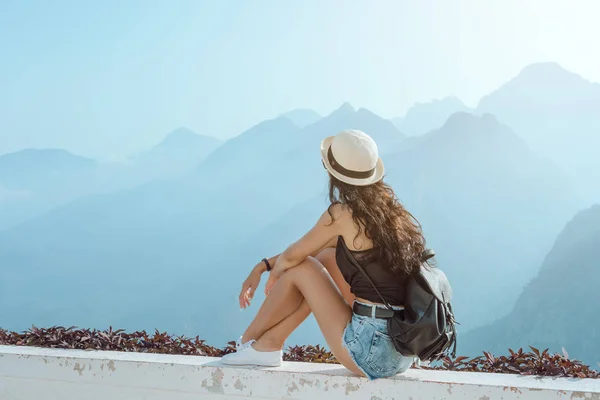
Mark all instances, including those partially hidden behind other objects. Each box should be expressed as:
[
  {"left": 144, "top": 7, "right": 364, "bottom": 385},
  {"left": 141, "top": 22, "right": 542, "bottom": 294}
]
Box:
[
  {"left": 417, "top": 111, "right": 530, "bottom": 158},
  {"left": 198, "top": 116, "right": 301, "bottom": 175},
  {"left": 156, "top": 128, "right": 220, "bottom": 150},
  {"left": 298, "top": 104, "right": 404, "bottom": 154},
  {"left": 515, "top": 61, "right": 600, "bottom": 92},
  {"left": 517, "top": 61, "right": 579, "bottom": 80},
  {"left": 280, "top": 109, "right": 322, "bottom": 128},
  {"left": 235, "top": 116, "right": 299, "bottom": 140},
  {"left": 217, "top": 116, "right": 300, "bottom": 148},
  {"left": 133, "top": 128, "right": 222, "bottom": 175},
  {"left": 475, "top": 63, "right": 600, "bottom": 204},
  {"left": 338, "top": 101, "right": 354, "bottom": 111},
  {"left": 4, "top": 148, "right": 80, "bottom": 157},
  {"left": 437, "top": 111, "right": 500, "bottom": 133},
  {"left": 0, "top": 148, "right": 95, "bottom": 168},
  {"left": 0, "top": 148, "right": 96, "bottom": 193},
  {"left": 478, "top": 62, "right": 600, "bottom": 111},
  {"left": 393, "top": 96, "right": 471, "bottom": 136},
  {"left": 327, "top": 102, "right": 355, "bottom": 118},
  {"left": 356, "top": 107, "right": 379, "bottom": 118}
]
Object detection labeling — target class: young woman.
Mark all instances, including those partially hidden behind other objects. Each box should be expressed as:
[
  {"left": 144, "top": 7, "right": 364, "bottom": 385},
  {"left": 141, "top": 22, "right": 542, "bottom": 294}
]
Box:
[{"left": 221, "top": 129, "right": 426, "bottom": 380}]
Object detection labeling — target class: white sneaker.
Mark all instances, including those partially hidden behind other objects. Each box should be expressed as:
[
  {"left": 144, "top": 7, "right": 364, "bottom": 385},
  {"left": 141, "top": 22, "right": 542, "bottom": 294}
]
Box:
[
  {"left": 236, "top": 336, "right": 253, "bottom": 351},
  {"left": 221, "top": 342, "right": 283, "bottom": 367}
]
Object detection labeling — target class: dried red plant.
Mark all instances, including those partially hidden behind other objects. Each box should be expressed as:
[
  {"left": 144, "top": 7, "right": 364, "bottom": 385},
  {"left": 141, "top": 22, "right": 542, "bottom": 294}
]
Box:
[{"left": 0, "top": 326, "right": 597, "bottom": 379}]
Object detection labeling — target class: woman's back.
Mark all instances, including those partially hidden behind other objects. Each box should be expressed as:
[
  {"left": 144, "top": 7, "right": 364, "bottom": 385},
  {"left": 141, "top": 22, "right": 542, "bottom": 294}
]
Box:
[
  {"left": 331, "top": 205, "right": 408, "bottom": 306},
  {"left": 336, "top": 235, "right": 408, "bottom": 306}
]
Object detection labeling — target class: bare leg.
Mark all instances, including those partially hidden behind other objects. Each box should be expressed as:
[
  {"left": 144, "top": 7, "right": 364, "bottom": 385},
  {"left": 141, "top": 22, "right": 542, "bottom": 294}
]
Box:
[
  {"left": 316, "top": 248, "right": 356, "bottom": 306},
  {"left": 241, "top": 275, "right": 304, "bottom": 344},
  {"left": 252, "top": 299, "right": 311, "bottom": 351},
  {"left": 245, "top": 248, "right": 355, "bottom": 351},
  {"left": 273, "top": 257, "right": 362, "bottom": 375},
  {"left": 237, "top": 254, "right": 362, "bottom": 375}
]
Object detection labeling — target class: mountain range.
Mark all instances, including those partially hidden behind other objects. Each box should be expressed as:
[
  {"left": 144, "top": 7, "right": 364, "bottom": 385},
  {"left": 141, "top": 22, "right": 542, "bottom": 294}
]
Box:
[
  {"left": 461, "top": 205, "right": 600, "bottom": 367},
  {"left": 0, "top": 103, "right": 406, "bottom": 338},
  {"left": 477, "top": 62, "right": 600, "bottom": 203},
  {"left": 0, "top": 62, "right": 598, "bottom": 361},
  {"left": 0, "top": 148, "right": 95, "bottom": 188},
  {"left": 132, "top": 127, "right": 222, "bottom": 176},
  {"left": 0, "top": 149, "right": 97, "bottom": 229},
  {"left": 201, "top": 111, "right": 579, "bottom": 345},
  {"left": 280, "top": 109, "right": 322, "bottom": 128},
  {"left": 392, "top": 96, "right": 472, "bottom": 136},
  {"left": 0, "top": 128, "right": 221, "bottom": 230}
]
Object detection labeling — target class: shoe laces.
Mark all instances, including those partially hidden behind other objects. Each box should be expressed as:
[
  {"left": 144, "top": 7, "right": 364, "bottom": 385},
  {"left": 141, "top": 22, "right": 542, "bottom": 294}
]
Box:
[{"left": 236, "top": 336, "right": 255, "bottom": 351}]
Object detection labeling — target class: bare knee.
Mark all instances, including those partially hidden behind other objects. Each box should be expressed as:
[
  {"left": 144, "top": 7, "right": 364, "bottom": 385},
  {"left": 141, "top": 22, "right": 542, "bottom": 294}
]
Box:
[
  {"left": 315, "top": 247, "right": 336, "bottom": 266},
  {"left": 314, "top": 249, "right": 355, "bottom": 304},
  {"left": 284, "top": 258, "right": 325, "bottom": 281},
  {"left": 317, "top": 248, "right": 346, "bottom": 278}
]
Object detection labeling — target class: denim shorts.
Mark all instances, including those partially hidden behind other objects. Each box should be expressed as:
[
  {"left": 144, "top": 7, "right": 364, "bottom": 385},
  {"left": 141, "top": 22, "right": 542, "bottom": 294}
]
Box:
[{"left": 342, "top": 301, "right": 415, "bottom": 380}]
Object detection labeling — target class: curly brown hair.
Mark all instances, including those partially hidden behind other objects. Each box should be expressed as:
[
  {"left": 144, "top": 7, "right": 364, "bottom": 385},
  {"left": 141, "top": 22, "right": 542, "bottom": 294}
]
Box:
[{"left": 327, "top": 174, "right": 426, "bottom": 276}]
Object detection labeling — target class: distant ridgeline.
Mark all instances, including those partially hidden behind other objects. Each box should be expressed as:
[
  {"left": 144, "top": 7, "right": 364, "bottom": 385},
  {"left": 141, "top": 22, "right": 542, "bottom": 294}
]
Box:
[
  {"left": 462, "top": 204, "right": 600, "bottom": 367},
  {"left": 0, "top": 62, "right": 599, "bottom": 367}
]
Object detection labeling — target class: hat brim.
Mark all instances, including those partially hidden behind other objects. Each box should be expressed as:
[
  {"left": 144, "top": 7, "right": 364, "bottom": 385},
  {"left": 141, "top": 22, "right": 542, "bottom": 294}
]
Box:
[{"left": 320, "top": 136, "right": 385, "bottom": 187}]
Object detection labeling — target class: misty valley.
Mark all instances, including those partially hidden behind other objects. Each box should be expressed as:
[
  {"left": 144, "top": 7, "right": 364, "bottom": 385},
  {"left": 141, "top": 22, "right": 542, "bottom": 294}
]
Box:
[{"left": 1, "top": 62, "right": 599, "bottom": 367}]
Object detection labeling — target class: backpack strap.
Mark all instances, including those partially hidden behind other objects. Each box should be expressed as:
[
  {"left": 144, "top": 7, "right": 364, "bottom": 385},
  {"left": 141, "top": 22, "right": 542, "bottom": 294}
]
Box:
[
  {"left": 345, "top": 248, "right": 395, "bottom": 311},
  {"left": 340, "top": 243, "right": 434, "bottom": 311}
]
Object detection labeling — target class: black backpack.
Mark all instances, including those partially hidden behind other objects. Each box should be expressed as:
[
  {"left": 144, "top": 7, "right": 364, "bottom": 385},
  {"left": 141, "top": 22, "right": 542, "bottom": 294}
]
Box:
[{"left": 350, "top": 248, "right": 458, "bottom": 362}]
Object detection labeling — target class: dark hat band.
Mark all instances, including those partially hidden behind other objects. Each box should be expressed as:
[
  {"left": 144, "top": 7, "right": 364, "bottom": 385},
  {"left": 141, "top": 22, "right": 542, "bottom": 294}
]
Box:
[{"left": 326, "top": 146, "right": 376, "bottom": 180}]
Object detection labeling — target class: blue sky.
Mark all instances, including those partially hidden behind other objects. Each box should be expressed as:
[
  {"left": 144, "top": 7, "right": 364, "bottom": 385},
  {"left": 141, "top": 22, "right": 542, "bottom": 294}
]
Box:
[{"left": 1, "top": 0, "right": 599, "bottom": 159}]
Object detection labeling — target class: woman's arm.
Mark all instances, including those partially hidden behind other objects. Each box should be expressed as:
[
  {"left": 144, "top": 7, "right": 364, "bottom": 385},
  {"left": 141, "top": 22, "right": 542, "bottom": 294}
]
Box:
[
  {"left": 239, "top": 254, "right": 281, "bottom": 309},
  {"left": 253, "top": 254, "right": 280, "bottom": 274},
  {"left": 272, "top": 204, "right": 345, "bottom": 274},
  {"left": 241, "top": 208, "right": 341, "bottom": 306},
  {"left": 256, "top": 235, "right": 336, "bottom": 275}
]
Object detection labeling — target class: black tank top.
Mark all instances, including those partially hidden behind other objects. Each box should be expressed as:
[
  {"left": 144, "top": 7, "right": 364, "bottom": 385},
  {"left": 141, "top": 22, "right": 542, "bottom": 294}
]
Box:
[{"left": 335, "top": 235, "right": 407, "bottom": 305}]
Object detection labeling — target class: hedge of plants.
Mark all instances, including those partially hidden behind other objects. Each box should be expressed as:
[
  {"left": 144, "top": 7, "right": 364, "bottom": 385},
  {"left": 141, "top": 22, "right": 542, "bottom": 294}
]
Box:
[{"left": 1, "top": 326, "right": 597, "bottom": 379}]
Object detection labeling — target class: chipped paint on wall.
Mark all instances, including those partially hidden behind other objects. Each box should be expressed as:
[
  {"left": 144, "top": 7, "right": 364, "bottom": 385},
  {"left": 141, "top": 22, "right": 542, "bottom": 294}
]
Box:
[{"left": 0, "top": 345, "right": 598, "bottom": 400}]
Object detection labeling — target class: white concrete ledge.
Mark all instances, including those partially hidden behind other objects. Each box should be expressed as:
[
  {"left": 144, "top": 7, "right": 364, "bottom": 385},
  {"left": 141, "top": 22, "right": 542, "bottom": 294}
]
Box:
[{"left": 0, "top": 345, "right": 599, "bottom": 399}]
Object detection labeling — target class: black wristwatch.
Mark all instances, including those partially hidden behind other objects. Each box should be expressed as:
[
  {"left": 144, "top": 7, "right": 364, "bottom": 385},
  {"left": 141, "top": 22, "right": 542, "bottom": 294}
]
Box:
[{"left": 262, "top": 258, "right": 272, "bottom": 272}]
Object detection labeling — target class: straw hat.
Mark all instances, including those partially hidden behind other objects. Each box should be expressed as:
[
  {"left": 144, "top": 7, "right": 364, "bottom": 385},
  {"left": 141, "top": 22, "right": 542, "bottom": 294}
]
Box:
[{"left": 320, "top": 129, "right": 384, "bottom": 186}]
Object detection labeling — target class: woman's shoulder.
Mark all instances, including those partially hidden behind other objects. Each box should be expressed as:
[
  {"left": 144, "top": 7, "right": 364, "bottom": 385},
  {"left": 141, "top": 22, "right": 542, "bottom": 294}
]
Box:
[
  {"left": 324, "top": 203, "right": 373, "bottom": 249},
  {"left": 325, "top": 202, "right": 353, "bottom": 222}
]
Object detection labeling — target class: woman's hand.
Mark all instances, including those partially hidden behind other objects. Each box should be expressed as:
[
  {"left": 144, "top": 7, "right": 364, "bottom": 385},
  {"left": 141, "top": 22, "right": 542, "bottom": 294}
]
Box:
[
  {"left": 239, "top": 266, "right": 263, "bottom": 309},
  {"left": 264, "top": 268, "right": 284, "bottom": 296}
]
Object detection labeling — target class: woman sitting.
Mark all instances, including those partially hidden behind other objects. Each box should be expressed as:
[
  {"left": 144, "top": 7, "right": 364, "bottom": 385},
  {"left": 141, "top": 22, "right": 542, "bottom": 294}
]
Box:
[{"left": 221, "top": 129, "right": 426, "bottom": 380}]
